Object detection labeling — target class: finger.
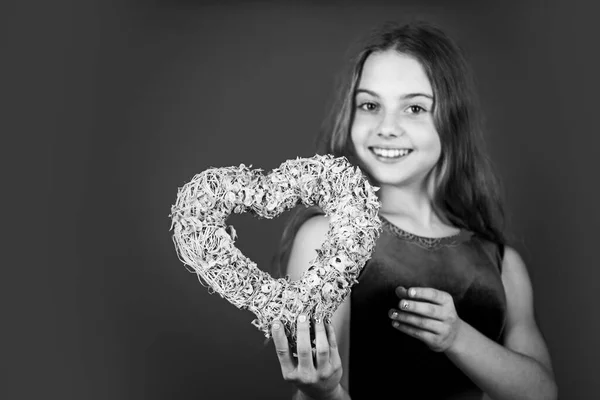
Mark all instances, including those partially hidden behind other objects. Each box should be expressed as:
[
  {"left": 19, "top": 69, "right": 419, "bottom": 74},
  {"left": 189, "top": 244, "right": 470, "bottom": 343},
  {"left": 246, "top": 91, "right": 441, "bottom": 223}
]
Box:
[
  {"left": 271, "top": 320, "right": 296, "bottom": 375},
  {"left": 325, "top": 321, "right": 341, "bottom": 366},
  {"left": 313, "top": 316, "right": 330, "bottom": 368},
  {"left": 295, "top": 314, "right": 314, "bottom": 371},
  {"left": 396, "top": 299, "right": 443, "bottom": 320},
  {"left": 407, "top": 287, "right": 450, "bottom": 305},
  {"left": 392, "top": 320, "right": 437, "bottom": 342},
  {"left": 395, "top": 286, "right": 408, "bottom": 299},
  {"left": 389, "top": 309, "right": 444, "bottom": 333}
]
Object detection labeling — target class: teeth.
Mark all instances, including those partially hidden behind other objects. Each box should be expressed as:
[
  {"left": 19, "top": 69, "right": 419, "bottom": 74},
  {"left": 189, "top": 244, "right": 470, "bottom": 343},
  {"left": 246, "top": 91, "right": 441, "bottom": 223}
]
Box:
[{"left": 371, "top": 147, "right": 411, "bottom": 158}]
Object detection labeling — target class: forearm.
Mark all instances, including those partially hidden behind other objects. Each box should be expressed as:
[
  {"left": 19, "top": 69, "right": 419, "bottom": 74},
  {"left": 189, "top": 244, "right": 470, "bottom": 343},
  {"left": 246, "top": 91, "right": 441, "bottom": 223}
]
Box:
[
  {"left": 446, "top": 321, "right": 557, "bottom": 400},
  {"left": 293, "top": 384, "right": 351, "bottom": 400}
]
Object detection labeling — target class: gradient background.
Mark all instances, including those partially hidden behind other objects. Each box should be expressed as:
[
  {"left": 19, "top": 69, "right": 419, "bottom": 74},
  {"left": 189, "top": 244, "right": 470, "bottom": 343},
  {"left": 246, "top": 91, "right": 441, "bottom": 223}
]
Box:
[{"left": 5, "top": 0, "right": 599, "bottom": 399}]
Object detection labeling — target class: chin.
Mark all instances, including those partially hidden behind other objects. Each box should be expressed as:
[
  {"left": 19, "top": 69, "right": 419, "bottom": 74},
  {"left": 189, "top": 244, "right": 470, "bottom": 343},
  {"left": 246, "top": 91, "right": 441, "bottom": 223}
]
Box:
[
  {"left": 369, "top": 166, "right": 433, "bottom": 189},
  {"left": 368, "top": 170, "right": 409, "bottom": 187}
]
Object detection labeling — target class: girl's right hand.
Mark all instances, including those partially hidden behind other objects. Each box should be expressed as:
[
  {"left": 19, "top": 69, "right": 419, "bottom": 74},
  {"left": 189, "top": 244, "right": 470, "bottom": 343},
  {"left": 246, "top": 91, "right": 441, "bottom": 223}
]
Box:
[{"left": 271, "top": 314, "right": 343, "bottom": 400}]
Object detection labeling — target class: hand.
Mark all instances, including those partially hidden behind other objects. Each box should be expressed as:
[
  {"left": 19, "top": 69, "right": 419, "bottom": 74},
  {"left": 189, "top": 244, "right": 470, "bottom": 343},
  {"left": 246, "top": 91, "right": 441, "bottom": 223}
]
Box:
[
  {"left": 389, "top": 286, "right": 464, "bottom": 352},
  {"left": 271, "top": 314, "right": 343, "bottom": 400}
]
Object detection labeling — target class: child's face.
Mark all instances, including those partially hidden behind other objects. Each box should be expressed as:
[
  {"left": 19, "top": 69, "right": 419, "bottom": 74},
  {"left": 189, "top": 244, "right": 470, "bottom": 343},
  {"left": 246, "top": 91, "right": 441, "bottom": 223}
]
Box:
[{"left": 350, "top": 50, "right": 441, "bottom": 189}]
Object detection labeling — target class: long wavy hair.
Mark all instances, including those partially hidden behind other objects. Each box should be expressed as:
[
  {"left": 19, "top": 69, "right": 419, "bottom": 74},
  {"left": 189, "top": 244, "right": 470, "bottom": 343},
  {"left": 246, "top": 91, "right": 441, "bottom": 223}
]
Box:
[{"left": 273, "top": 20, "right": 507, "bottom": 278}]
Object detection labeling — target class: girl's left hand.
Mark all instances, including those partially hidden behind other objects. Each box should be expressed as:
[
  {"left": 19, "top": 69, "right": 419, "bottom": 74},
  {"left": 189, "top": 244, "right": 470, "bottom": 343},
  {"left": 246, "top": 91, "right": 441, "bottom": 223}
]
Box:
[{"left": 389, "top": 286, "right": 464, "bottom": 352}]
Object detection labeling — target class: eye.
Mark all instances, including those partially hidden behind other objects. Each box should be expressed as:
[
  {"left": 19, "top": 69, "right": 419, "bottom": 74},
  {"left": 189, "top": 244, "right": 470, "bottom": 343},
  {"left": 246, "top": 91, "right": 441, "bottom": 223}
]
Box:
[
  {"left": 407, "top": 105, "right": 427, "bottom": 114},
  {"left": 358, "top": 101, "right": 379, "bottom": 112}
]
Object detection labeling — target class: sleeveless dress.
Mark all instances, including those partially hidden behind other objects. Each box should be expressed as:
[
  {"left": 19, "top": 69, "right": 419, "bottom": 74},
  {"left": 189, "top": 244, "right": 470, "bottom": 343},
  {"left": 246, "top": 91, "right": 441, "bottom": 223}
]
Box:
[{"left": 349, "top": 216, "right": 507, "bottom": 399}]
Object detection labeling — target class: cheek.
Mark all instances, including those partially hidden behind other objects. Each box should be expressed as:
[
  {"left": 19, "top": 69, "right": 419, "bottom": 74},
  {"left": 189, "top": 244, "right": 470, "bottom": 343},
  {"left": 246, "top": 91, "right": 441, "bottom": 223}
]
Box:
[
  {"left": 411, "top": 121, "right": 440, "bottom": 150},
  {"left": 350, "top": 118, "right": 371, "bottom": 145},
  {"left": 423, "top": 137, "right": 442, "bottom": 163},
  {"left": 433, "top": 133, "right": 442, "bottom": 155},
  {"left": 349, "top": 125, "right": 363, "bottom": 148},
  {"left": 428, "top": 132, "right": 441, "bottom": 153}
]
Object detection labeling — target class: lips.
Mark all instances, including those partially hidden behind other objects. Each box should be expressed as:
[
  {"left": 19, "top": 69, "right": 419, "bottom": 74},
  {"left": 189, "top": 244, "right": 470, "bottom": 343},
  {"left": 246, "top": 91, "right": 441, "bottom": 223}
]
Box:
[
  {"left": 368, "top": 146, "right": 413, "bottom": 159},
  {"left": 368, "top": 146, "right": 413, "bottom": 151}
]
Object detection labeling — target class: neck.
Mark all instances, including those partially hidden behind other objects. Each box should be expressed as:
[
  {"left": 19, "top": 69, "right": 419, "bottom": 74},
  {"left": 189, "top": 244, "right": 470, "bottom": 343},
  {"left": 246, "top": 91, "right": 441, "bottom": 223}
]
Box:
[
  {"left": 376, "top": 180, "right": 453, "bottom": 236},
  {"left": 378, "top": 185, "right": 434, "bottom": 223}
]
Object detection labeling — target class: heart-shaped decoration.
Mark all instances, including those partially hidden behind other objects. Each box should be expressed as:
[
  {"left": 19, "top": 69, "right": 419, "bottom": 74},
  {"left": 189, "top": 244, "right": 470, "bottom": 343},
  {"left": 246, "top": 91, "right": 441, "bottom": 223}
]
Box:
[{"left": 169, "top": 154, "right": 381, "bottom": 347}]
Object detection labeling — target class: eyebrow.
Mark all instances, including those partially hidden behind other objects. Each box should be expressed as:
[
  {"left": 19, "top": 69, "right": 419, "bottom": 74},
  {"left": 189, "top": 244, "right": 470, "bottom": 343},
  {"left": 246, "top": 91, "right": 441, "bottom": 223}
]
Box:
[{"left": 355, "top": 88, "right": 434, "bottom": 101}]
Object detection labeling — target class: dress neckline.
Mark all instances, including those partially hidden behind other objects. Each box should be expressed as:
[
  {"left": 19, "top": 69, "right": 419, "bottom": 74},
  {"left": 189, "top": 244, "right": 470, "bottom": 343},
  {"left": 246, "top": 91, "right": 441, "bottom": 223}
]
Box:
[{"left": 379, "top": 215, "right": 472, "bottom": 250}]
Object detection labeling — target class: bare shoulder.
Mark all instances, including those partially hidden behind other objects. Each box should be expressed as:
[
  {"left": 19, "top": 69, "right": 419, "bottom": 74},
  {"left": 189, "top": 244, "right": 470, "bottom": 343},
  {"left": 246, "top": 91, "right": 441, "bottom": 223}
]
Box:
[
  {"left": 502, "top": 246, "right": 526, "bottom": 271},
  {"left": 296, "top": 214, "right": 330, "bottom": 238},
  {"left": 501, "top": 246, "right": 533, "bottom": 306},
  {"left": 286, "top": 215, "right": 330, "bottom": 281}
]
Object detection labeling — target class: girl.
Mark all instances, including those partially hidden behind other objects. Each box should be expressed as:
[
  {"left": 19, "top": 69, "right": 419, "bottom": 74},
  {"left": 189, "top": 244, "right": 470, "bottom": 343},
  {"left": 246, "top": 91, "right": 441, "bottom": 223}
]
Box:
[{"left": 270, "top": 21, "right": 557, "bottom": 400}]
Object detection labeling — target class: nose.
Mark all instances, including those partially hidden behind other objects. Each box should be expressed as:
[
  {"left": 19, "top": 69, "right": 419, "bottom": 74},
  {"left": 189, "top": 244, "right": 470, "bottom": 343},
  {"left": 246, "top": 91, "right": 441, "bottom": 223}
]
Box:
[{"left": 377, "top": 111, "right": 403, "bottom": 138}]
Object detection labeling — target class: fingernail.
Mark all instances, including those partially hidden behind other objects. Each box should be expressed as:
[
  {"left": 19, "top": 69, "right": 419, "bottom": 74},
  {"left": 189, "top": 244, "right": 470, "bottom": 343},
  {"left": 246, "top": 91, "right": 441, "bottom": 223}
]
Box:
[
  {"left": 392, "top": 321, "right": 399, "bottom": 328},
  {"left": 391, "top": 311, "right": 398, "bottom": 319},
  {"left": 315, "top": 317, "right": 322, "bottom": 324},
  {"left": 298, "top": 314, "right": 306, "bottom": 323},
  {"left": 410, "top": 288, "right": 416, "bottom": 297},
  {"left": 272, "top": 323, "right": 280, "bottom": 330}
]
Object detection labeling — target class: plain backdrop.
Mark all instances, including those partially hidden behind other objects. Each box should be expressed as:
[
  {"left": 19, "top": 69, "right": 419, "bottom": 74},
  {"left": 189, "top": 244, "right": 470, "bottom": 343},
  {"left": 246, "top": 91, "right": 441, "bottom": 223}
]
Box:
[{"left": 4, "top": 0, "right": 599, "bottom": 399}]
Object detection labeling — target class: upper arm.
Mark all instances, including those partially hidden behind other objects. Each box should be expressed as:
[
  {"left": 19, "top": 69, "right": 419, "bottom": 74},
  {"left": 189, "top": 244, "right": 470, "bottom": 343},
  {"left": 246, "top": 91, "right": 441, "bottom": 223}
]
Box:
[
  {"left": 286, "top": 215, "right": 351, "bottom": 390},
  {"left": 501, "top": 246, "right": 554, "bottom": 375}
]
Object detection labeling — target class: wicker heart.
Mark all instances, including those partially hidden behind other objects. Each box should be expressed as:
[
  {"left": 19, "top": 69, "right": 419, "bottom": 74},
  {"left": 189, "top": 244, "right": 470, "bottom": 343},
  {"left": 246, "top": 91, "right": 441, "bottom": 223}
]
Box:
[{"left": 169, "top": 154, "right": 381, "bottom": 347}]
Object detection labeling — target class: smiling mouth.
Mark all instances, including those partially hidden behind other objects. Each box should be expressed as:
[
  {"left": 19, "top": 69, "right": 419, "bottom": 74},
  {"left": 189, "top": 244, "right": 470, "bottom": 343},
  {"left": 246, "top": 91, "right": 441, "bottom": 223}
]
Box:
[{"left": 369, "top": 147, "right": 413, "bottom": 159}]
